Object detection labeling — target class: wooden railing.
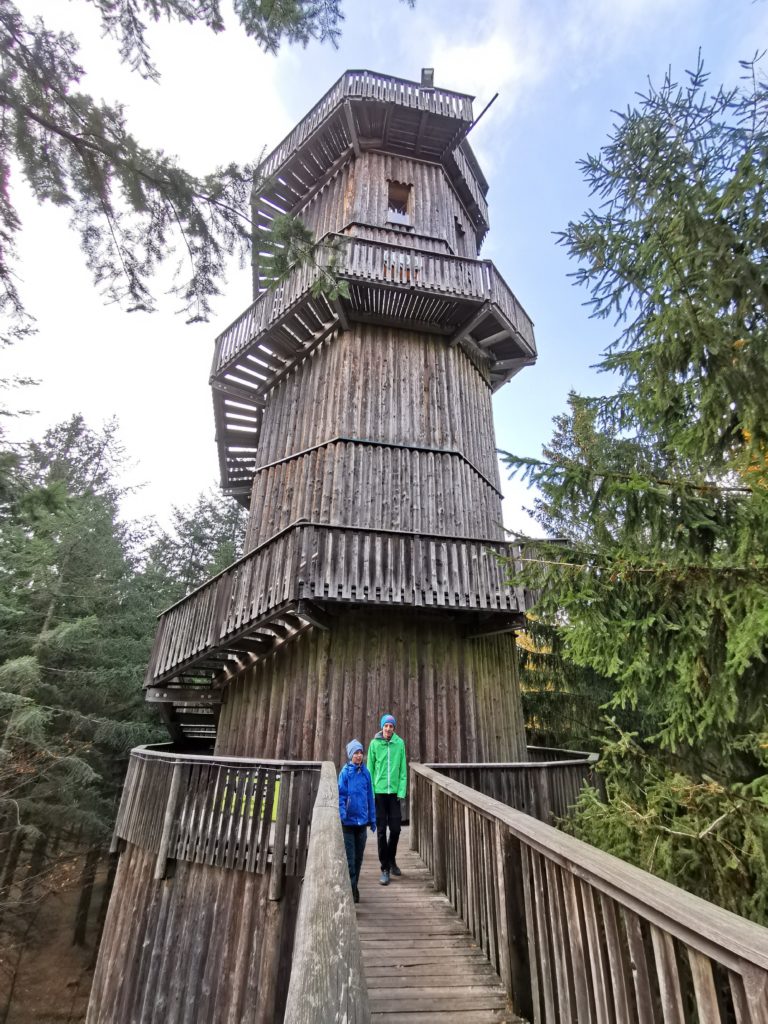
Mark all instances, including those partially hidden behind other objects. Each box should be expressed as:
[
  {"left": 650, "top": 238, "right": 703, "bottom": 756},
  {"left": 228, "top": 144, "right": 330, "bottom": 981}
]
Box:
[
  {"left": 410, "top": 764, "right": 768, "bottom": 1024},
  {"left": 112, "top": 745, "right": 320, "bottom": 886},
  {"left": 146, "top": 522, "right": 524, "bottom": 686},
  {"left": 342, "top": 234, "right": 488, "bottom": 295},
  {"left": 213, "top": 257, "right": 328, "bottom": 372},
  {"left": 283, "top": 762, "right": 369, "bottom": 1024},
  {"left": 426, "top": 746, "right": 600, "bottom": 825},
  {"left": 257, "top": 70, "right": 473, "bottom": 183},
  {"left": 448, "top": 144, "right": 489, "bottom": 226},
  {"left": 213, "top": 235, "right": 536, "bottom": 375}
]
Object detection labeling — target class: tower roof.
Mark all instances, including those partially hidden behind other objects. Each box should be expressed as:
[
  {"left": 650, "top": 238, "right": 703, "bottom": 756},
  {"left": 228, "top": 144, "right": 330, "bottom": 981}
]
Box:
[{"left": 253, "top": 70, "right": 490, "bottom": 246}]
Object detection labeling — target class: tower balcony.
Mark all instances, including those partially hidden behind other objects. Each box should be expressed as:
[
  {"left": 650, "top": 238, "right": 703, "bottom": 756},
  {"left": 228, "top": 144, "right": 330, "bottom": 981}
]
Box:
[
  {"left": 144, "top": 522, "right": 526, "bottom": 739},
  {"left": 211, "top": 234, "right": 536, "bottom": 498},
  {"left": 253, "top": 69, "right": 489, "bottom": 245}
]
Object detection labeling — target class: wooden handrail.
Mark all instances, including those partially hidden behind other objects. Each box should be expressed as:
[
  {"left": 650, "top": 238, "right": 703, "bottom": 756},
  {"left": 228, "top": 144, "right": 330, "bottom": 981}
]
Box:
[
  {"left": 145, "top": 522, "right": 525, "bottom": 687},
  {"left": 424, "top": 753, "right": 601, "bottom": 826},
  {"left": 256, "top": 70, "right": 474, "bottom": 185},
  {"left": 283, "top": 762, "right": 370, "bottom": 1023},
  {"left": 410, "top": 763, "right": 768, "bottom": 1022},
  {"left": 211, "top": 233, "right": 536, "bottom": 376},
  {"left": 112, "top": 746, "right": 321, "bottom": 880}
]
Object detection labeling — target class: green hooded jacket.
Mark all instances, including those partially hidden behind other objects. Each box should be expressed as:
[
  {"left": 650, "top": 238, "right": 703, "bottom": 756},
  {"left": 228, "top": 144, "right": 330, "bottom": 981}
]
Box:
[{"left": 367, "top": 730, "right": 407, "bottom": 799}]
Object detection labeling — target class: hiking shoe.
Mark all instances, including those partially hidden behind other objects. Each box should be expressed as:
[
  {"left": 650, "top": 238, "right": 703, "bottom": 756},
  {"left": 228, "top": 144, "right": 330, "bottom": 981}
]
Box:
[
  {"left": 390, "top": 864, "right": 402, "bottom": 877},
  {"left": 379, "top": 870, "right": 390, "bottom": 885},
  {"left": 352, "top": 887, "right": 359, "bottom": 903}
]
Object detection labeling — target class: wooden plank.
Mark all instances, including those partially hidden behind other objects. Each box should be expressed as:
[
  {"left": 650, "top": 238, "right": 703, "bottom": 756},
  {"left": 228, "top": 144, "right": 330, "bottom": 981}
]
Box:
[
  {"left": 621, "top": 905, "right": 655, "bottom": 1024},
  {"left": 650, "top": 925, "right": 685, "bottom": 1024},
  {"left": 283, "top": 762, "right": 369, "bottom": 1023},
  {"left": 411, "top": 765, "right": 768, "bottom": 976},
  {"left": 582, "top": 882, "right": 617, "bottom": 1024},
  {"left": 687, "top": 947, "right": 721, "bottom": 1023}
]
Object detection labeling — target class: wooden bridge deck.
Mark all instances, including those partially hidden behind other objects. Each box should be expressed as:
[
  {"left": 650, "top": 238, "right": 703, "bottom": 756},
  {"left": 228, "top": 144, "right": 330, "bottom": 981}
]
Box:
[{"left": 356, "top": 826, "right": 523, "bottom": 1023}]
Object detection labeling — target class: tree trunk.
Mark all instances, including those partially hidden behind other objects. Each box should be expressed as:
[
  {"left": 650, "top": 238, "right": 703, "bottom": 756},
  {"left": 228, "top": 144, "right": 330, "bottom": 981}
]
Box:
[{"left": 73, "top": 845, "right": 101, "bottom": 946}]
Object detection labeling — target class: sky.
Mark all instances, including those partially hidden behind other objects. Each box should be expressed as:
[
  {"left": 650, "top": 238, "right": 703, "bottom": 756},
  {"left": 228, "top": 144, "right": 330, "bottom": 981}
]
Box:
[{"left": 4, "top": 0, "right": 767, "bottom": 533}]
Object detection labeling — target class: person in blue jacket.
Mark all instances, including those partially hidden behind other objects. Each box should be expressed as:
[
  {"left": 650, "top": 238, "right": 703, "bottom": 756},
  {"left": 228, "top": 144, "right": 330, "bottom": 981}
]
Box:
[{"left": 338, "top": 739, "right": 376, "bottom": 903}]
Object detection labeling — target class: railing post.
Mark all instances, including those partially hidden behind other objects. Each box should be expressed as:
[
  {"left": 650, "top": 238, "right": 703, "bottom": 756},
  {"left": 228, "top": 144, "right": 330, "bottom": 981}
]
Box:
[
  {"left": 495, "top": 822, "right": 534, "bottom": 1022},
  {"left": 409, "top": 765, "right": 417, "bottom": 851},
  {"left": 431, "top": 785, "right": 445, "bottom": 892},
  {"left": 153, "top": 761, "right": 182, "bottom": 880},
  {"left": 268, "top": 770, "right": 291, "bottom": 901},
  {"left": 283, "top": 762, "right": 369, "bottom": 1024}
]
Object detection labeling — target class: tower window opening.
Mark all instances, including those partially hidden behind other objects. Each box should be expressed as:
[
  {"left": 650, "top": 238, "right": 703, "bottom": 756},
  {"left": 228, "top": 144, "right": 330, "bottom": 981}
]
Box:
[{"left": 387, "top": 181, "right": 411, "bottom": 225}]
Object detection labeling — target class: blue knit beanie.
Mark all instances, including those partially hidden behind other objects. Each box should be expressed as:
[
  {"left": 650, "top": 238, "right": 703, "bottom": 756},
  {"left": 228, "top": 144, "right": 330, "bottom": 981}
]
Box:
[
  {"left": 380, "top": 714, "right": 396, "bottom": 728},
  {"left": 346, "top": 739, "right": 364, "bottom": 760}
]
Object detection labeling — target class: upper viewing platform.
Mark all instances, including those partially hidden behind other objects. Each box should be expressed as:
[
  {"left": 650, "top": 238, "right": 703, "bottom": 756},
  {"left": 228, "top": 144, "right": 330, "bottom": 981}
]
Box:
[{"left": 253, "top": 69, "right": 490, "bottom": 249}]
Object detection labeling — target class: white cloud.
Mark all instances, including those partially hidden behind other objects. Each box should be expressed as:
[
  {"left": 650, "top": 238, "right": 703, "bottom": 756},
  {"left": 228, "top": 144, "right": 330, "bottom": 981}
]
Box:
[{"left": 405, "top": 0, "right": 703, "bottom": 171}]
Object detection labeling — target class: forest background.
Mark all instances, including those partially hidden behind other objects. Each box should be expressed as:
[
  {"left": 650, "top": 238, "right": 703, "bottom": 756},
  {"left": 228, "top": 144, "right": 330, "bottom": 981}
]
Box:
[{"left": 0, "top": 0, "right": 767, "bottom": 1020}]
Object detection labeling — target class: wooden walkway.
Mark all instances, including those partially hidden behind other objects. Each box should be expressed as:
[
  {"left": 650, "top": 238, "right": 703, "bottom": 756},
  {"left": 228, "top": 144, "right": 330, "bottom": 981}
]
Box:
[{"left": 356, "top": 826, "right": 522, "bottom": 1023}]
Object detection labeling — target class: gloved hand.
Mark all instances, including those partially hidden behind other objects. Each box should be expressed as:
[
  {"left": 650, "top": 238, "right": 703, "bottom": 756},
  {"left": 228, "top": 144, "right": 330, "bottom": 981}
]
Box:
[{"left": 370, "top": 823, "right": 376, "bottom": 833}]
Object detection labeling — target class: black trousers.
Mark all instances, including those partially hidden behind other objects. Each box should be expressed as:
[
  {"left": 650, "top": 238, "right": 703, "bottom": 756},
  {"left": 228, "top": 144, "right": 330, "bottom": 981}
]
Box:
[
  {"left": 375, "top": 793, "right": 401, "bottom": 871},
  {"left": 342, "top": 825, "right": 367, "bottom": 889}
]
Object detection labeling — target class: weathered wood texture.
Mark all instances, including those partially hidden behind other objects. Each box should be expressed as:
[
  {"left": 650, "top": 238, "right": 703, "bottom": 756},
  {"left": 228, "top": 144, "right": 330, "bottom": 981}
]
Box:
[
  {"left": 283, "top": 762, "right": 369, "bottom": 1023},
  {"left": 111, "top": 746, "right": 320, "bottom": 880},
  {"left": 426, "top": 751, "right": 600, "bottom": 825},
  {"left": 246, "top": 440, "right": 504, "bottom": 549},
  {"left": 257, "top": 70, "right": 473, "bottom": 182},
  {"left": 145, "top": 525, "right": 524, "bottom": 690},
  {"left": 216, "top": 247, "right": 533, "bottom": 383},
  {"left": 213, "top": 261, "right": 535, "bottom": 497},
  {"left": 210, "top": 260, "right": 536, "bottom": 499},
  {"left": 411, "top": 764, "right": 768, "bottom": 1024},
  {"left": 216, "top": 606, "right": 528, "bottom": 764},
  {"left": 90, "top": 755, "right": 367, "bottom": 1024},
  {"left": 297, "top": 153, "right": 479, "bottom": 258},
  {"left": 357, "top": 826, "right": 522, "bottom": 1023},
  {"left": 251, "top": 69, "right": 488, "bottom": 269},
  {"left": 87, "top": 843, "right": 302, "bottom": 1024},
  {"left": 247, "top": 324, "right": 503, "bottom": 495}
]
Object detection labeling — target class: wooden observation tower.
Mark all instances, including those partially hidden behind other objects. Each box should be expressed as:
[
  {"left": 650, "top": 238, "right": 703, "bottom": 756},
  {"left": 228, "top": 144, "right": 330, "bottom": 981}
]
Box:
[
  {"left": 146, "top": 68, "right": 537, "bottom": 765},
  {"left": 90, "top": 70, "right": 539, "bottom": 1022},
  {"left": 89, "top": 71, "right": 768, "bottom": 1024}
]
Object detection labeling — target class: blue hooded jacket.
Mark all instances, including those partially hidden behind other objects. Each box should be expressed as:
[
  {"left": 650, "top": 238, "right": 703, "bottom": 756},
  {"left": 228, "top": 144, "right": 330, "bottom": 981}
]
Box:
[{"left": 338, "top": 741, "right": 376, "bottom": 829}]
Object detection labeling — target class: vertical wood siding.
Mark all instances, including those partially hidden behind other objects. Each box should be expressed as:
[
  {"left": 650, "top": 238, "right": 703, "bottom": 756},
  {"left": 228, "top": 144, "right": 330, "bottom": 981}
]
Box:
[
  {"left": 215, "top": 607, "right": 527, "bottom": 765},
  {"left": 249, "top": 323, "right": 500, "bottom": 504},
  {"left": 246, "top": 441, "right": 504, "bottom": 549},
  {"left": 87, "top": 844, "right": 301, "bottom": 1024},
  {"left": 297, "top": 152, "right": 479, "bottom": 258}
]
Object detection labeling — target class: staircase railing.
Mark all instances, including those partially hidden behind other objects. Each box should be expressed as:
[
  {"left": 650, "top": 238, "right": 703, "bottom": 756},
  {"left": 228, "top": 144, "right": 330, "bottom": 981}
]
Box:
[
  {"left": 410, "top": 763, "right": 768, "bottom": 1023},
  {"left": 212, "top": 234, "right": 536, "bottom": 376},
  {"left": 145, "top": 522, "right": 524, "bottom": 687},
  {"left": 283, "top": 762, "right": 369, "bottom": 1024}
]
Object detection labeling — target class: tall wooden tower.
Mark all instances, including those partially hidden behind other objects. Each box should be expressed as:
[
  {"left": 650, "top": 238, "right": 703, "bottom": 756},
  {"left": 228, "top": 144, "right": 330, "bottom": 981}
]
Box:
[
  {"left": 89, "top": 70, "right": 538, "bottom": 1024},
  {"left": 144, "top": 69, "right": 537, "bottom": 765}
]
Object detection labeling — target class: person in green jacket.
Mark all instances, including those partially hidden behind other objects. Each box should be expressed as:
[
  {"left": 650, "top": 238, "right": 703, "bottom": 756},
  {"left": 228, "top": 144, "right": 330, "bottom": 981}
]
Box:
[{"left": 367, "top": 713, "right": 407, "bottom": 886}]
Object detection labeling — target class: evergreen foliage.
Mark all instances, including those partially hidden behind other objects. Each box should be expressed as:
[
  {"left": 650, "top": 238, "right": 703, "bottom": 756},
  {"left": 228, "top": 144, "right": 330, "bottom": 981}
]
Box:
[
  {"left": 519, "top": 612, "right": 653, "bottom": 752},
  {"left": 0, "top": 416, "right": 160, "bottom": 846},
  {"left": 505, "top": 57, "right": 768, "bottom": 922},
  {"left": 1, "top": 0, "right": 404, "bottom": 339},
  {"left": 144, "top": 487, "right": 247, "bottom": 603},
  {"left": 0, "top": 414, "right": 249, "bottom": 980},
  {"left": 0, "top": 417, "right": 247, "bottom": 847}
]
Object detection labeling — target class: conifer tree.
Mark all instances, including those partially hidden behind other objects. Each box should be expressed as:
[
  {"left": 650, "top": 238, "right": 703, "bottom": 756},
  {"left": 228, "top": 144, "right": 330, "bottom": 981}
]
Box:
[
  {"left": 0, "top": 416, "right": 160, "bottom": 848},
  {"left": 1, "top": 1, "right": 411, "bottom": 340},
  {"left": 505, "top": 57, "right": 768, "bottom": 922}
]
